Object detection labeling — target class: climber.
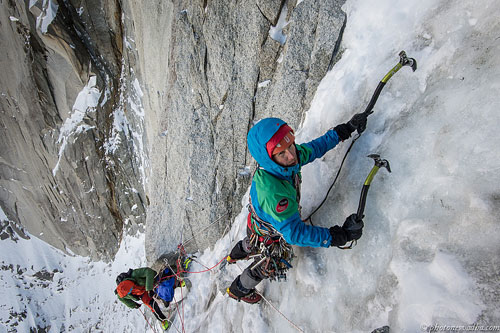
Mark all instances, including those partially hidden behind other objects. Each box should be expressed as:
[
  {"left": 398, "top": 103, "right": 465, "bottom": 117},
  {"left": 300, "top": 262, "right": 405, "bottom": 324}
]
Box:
[
  {"left": 115, "top": 267, "right": 183, "bottom": 330},
  {"left": 226, "top": 115, "right": 367, "bottom": 303}
]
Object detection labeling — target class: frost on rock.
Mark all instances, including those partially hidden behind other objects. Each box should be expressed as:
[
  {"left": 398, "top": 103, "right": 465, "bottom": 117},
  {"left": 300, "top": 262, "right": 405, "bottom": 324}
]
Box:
[{"left": 103, "top": 62, "right": 149, "bottom": 186}]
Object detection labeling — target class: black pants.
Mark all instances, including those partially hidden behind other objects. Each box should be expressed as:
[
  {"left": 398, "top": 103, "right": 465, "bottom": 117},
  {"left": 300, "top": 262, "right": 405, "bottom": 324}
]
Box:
[
  {"left": 228, "top": 230, "right": 271, "bottom": 297},
  {"left": 148, "top": 292, "right": 167, "bottom": 321}
]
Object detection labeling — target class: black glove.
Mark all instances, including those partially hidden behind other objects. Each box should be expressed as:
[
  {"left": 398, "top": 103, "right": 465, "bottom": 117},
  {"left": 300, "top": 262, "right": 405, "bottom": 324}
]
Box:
[
  {"left": 134, "top": 302, "right": 141, "bottom": 309},
  {"left": 333, "top": 123, "right": 354, "bottom": 141},
  {"left": 347, "top": 112, "right": 368, "bottom": 134},
  {"left": 342, "top": 214, "right": 364, "bottom": 241},
  {"left": 333, "top": 113, "right": 368, "bottom": 141},
  {"left": 329, "top": 225, "right": 348, "bottom": 247}
]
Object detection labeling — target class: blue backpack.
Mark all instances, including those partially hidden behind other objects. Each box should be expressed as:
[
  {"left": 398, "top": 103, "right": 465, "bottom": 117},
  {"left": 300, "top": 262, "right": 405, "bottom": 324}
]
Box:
[{"left": 156, "top": 268, "right": 176, "bottom": 302}]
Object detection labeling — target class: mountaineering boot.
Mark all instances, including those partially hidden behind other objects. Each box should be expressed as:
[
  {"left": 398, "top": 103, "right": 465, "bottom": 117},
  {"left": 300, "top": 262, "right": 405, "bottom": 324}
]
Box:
[
  {"left": 227, "top": 276, "right": 262, "bottom": 304},
  {"left": 161, "top": 320, "right": 169, "bottom": 330},
  {"left": 227, "top": 288, "right": 262, "bottom": 304},
  {"left": 227, "top": 240, "right": 250, "bottom": 263},
  {"left": 226, "top": 255, "right": 249, "bottom": 264},
  {"left": 174, "top": 279, "right": 186, "bottom": 288}
]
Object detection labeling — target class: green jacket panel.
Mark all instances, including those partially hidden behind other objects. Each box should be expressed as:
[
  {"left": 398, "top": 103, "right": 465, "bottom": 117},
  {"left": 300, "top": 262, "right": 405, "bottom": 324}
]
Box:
[
  {"left": 118, "top": 295, "right": 141, "bottom": 309},
  {"left": 130, "top": 267, "right": 157, "bottom": 291}
]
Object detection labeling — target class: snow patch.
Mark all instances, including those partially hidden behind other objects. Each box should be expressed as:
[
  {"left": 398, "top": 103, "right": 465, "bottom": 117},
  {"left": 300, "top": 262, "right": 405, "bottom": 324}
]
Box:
[
  {"left": 53, "top": 76, "right": 100, "bottom": 176},
  {"left": 258, "top": 80, "right": 271, "bottom": 88},
  {"left": 33, "top": 0, "right": 59, "bottom": 34},
  {"left": 0, "top": 206, "right": 8, "bottom": 221},
  {"left": 269, "top": 2, "right": 289, "bottom": 45},
  {"left": 0, "top": 230, "right": 147, "bottom": 331}
]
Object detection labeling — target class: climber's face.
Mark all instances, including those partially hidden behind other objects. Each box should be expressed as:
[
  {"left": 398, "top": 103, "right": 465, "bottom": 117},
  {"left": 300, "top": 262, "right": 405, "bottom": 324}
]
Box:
[{"left": 272, "top": 144, "right": 298, "bottom": 167}]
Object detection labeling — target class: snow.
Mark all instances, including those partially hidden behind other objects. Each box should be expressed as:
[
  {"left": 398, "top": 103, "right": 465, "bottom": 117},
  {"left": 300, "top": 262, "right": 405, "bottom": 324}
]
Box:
[
  {"left": 53, "top": 76, "right": 100, "bottom": 176},
  {"left": 0, "top": 206, "right": 8, "bottom": 221},
  {"left": 258, "top": 80, "right": 271, "bottom": 88},
  {"left": 33, "top": 0, "right": 59, "bottom": 34},
  {"left": 0, "top": 224, "right": 148, "bottom": 332},
  {"left": 3, "top": 0, "right": 500, "bottom": 331},
  {"left": 269, "top": 2, "right": 289, "bottom": 45},
  {"left": 103, "top": 63, "right": 149, "bottom": 186}
]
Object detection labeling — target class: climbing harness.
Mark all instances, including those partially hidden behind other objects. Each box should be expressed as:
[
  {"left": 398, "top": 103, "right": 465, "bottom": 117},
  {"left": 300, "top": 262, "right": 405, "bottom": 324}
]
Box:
[
  {"left": 246, "top": 194, "right": 295, "bottom": 281},
  {"left": 304, "top": 50, "right": 417, "bottom": 227}
]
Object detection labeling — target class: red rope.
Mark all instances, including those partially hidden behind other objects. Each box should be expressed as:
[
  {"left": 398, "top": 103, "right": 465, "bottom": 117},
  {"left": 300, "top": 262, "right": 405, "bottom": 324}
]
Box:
[
  {"left": 138, "top": 307, "right": 158, "bottom": 333},
  {"left": 157, "top": 257, "right": 226, "bottom": 282},
  {"left": 173, "top": 293, "right": 185, "bottom": 333},
  {"left": 183, "top": 257, "right": 226, "bottom": 274},
  {"left": 180, "top": 280, "right": 185, "bottom": 331}
]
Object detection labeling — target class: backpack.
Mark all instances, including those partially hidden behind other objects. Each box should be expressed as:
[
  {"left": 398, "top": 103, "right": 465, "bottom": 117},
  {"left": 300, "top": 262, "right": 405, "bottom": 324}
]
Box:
[
  {"left": 156, "top": 268, "right": 176, "bottom": 303},
  {"left": 116, "top": 268, "right": 134, "bottom": 285}
]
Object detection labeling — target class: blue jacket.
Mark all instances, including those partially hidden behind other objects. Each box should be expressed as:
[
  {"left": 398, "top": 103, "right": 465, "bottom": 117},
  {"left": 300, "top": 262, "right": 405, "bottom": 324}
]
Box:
[{"left": 247, "top": 118, "right": 341, "bottom": 248}]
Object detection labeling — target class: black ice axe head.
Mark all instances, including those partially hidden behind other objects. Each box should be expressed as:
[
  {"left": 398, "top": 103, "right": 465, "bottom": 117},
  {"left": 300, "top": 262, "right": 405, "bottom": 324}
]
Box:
[
  {"left": 368, "top": 154, "right": 391, "bottom": 173},
  {"left": 398, "top": 50, "right": 417, "bottom": 72}
]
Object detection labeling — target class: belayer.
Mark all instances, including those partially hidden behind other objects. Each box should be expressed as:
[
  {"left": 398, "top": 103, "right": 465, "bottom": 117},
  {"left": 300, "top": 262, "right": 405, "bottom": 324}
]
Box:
[
  {"left": 115, "top": 266, "right": 184, "bottom": 330},
  {"left": 226, "top": 114, "right": 367, "bottom": 303}
]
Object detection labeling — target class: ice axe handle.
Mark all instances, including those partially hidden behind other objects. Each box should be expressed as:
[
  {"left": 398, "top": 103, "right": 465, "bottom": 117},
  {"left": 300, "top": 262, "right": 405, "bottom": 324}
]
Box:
[
  {"left": 356, "top": 184, "right": 370, "bottom": 219},
  {"left": 356, "top": 155, "right": 391, "bottom": 219}
]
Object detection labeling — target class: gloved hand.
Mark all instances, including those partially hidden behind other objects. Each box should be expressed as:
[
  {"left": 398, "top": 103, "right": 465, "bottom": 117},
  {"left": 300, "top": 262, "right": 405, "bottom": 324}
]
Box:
[
  {"left": 347, "top": 112, "right": 369, "bottom": 134},
  {"left": 333, "top": 123, "right": 354, "bottom": 141},
  {"left": 342, "top": 214, "right": 364, "bottom": 241},
  {"left": 329, "top": 214, "right": 364, "bottom": 247},
  {"left": 329, "top": 225, "right": 348, "bottom": 247}
]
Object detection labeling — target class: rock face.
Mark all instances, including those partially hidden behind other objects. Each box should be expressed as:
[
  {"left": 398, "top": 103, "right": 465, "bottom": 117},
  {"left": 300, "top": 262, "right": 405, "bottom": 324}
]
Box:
[
  {"left": 0, "top": 0, "right": 147, "bottom": 260},
  {"left": 0, "top": 0, "right": 346, "bottom": 261},
  {"left": 141, "top": 0, "right": 347, "bottom": 260}
]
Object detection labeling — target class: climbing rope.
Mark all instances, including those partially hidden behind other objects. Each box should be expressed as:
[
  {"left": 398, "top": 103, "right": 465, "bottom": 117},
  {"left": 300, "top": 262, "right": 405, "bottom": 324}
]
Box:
[
  {"left": 304, "top": 134, "right": 360, "bottom": 225},
  {"left": 159, "top": 256, "right": 226, "bottom": 281},
  {"left": 182, "top": 212, "right": 230, "bottom": 246},
  {"left": 139, "top": 307, "right": 159, "bottom": 333},
  {"left": 172, "top": 293, "right": 185, "bottom": 333},
  {"left": 231, "top": 263, "right": 305, "bottom": 332},
  {"left": 257, "top": 291, "right": 305, "bottom": 333},
  {"left": 153, "top": 243, "right": 227, "bottom": 333}
]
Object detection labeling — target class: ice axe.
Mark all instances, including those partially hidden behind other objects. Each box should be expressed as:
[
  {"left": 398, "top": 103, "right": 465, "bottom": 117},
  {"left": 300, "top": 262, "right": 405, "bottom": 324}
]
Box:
[
  {"left": 340, "top": 154, "right": 391, "bottom": 249},
  {"left": 356, "top": 154, "right": 391, "bottom": 218},
  {"left": 361, "top": 50, "right": 417, "bottom": 119},
  {"left": 305, "top": 51, "right": 415, "bottom": 225}
]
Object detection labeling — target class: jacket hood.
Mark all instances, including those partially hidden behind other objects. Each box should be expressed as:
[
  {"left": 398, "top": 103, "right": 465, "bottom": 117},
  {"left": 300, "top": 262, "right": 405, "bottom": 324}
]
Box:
[{"left": 247, "top": 118, "right": 300, "bottom": 180}]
